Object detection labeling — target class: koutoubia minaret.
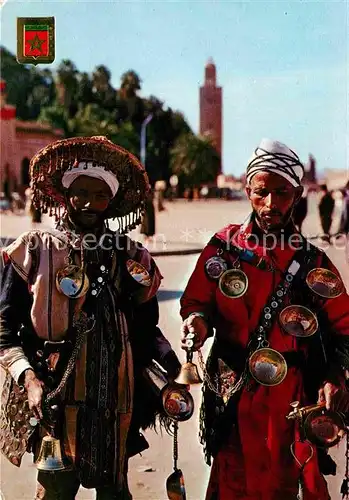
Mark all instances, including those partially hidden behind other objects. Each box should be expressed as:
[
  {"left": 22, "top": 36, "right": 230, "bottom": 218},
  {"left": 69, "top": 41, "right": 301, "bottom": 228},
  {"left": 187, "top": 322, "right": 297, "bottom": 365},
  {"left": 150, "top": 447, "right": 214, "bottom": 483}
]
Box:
[{"left": 200, "top": 58, "right": 223, "bottom": 173}]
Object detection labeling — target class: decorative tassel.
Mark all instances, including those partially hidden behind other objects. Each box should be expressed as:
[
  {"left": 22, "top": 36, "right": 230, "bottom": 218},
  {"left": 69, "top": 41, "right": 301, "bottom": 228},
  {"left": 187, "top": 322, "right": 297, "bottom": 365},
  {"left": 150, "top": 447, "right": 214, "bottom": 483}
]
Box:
[{"left": 48, "top": 153, "right": 52, "bottom": 174}]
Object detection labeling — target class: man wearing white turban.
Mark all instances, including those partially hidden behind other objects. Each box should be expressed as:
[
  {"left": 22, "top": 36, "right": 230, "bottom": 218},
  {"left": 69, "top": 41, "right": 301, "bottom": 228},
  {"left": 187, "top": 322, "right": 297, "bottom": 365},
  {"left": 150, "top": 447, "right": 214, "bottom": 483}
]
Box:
[
  {"left": 179, "top": 139, "right": 349, "bottom": 500},
  {"left": 245, "top": 138, "right": 305, "bottom": 234}
]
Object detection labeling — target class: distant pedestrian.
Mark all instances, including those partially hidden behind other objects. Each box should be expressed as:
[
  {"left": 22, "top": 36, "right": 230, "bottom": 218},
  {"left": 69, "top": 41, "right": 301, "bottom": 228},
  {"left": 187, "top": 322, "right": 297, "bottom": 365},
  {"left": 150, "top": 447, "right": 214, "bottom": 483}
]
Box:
[
  {"left": 338, "top": 182, "right": 349, "bottom": 236},
  {"left": 140, "top": 189, "right": 156, "bottom": 242},
  {"left": 318, "top": 184, "right": 335, "bottom": 241},
  {"left": 3, "top": 164, "right": 12, "bottom": 211},
  {"left": 292, "top": 186, "right": 308, "bottom": 232},
  {"left": 25, "top": 187, "right": 42, "bottom": 224}
]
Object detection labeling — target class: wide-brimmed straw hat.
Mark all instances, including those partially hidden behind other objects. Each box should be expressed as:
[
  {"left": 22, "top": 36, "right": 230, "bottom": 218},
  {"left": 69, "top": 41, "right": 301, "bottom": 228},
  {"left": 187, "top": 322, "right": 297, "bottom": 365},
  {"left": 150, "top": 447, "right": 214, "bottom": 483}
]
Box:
[{"left": 30, "top": 136, "right": 150, "bottom": 233}]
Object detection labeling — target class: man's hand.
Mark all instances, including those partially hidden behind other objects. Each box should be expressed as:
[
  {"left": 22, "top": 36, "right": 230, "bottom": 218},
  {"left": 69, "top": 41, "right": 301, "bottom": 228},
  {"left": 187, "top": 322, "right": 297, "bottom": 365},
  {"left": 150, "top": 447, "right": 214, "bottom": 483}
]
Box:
[
  {"left": 24, "top": 369, "right": 44, "bottom": 420},
  {"left": 180, "top": 314, "right": 208, "bottom": 352},
  {"left": 318, "top": 382, "right": 340, "bottom": 411}
]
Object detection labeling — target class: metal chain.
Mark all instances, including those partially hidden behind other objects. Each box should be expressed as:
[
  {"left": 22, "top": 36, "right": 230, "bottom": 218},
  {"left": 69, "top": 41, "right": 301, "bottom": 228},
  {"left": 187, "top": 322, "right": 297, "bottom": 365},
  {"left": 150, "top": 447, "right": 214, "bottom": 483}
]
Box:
[
  {"left": 345, "top": 431, "right": 349, "bottom": 493},
  {"left": 45, "top": 314, "right": 95, "bottom": 403},
  {"left": 197, "top": 349, "right": 245, "bottom": 398},
  {"left": 173, "top": 421, "right": 178, "bottom": 471}
]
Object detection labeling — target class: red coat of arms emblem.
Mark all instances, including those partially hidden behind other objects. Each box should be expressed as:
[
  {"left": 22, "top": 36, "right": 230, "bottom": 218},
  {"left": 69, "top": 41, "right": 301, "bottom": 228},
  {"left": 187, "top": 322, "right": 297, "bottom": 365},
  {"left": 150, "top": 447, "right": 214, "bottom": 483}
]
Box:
[{"left": 17, "top": 17, "right": 55, "bottom": 65}]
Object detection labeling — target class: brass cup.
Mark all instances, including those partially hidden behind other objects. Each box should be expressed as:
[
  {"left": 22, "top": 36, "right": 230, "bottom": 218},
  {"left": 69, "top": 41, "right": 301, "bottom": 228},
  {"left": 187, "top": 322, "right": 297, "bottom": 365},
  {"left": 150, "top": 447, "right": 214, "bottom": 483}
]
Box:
[
  {"left": 279, "top": 305, "right": 318, "bottom": 338},
  {"left": 126, "top": 259, "right": 152, "bottom": 286},
  {"left": 306, "top": 268, "right": 344, "bottom": 299},
  {"left": 248, "top": 348, "right": 287, "bottom": 386},
  {"left": 166, "top": 469, "right": 186, "bottom": 500},
  {"left": 56, "top": 265, "right": 90, "bottom": 299},
  {"left": 219, "top": 269, "right": 248, "bottom": 299},
  {"left": 174, "top": 349, "right": 202, "bottom": 386},
  {"left": 126, "top": 259, "right": 153, "bottom": 302},
  {"left": 304, "top": 407, "right": 346, "bottom": 448},
  {"left": 161, "top": 385, "right": 194, "bottom": 422}
]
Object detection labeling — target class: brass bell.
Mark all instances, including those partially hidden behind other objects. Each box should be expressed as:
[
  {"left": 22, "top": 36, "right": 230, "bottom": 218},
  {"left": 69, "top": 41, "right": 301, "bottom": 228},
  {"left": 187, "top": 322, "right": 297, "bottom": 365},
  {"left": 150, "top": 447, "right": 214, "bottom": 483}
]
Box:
[
  {"left": 35, "top": 435, "right": 65, "bottom": 471},
  {"left": 174, "top": 351, "right": 202, "bottom": 386}
]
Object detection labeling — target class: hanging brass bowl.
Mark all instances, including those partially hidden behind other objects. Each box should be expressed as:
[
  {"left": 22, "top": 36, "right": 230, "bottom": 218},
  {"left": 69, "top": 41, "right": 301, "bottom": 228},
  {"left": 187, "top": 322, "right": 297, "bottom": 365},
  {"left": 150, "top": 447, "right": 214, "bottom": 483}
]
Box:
[
  {"left": 126, "top": 259, "right": 152, "bottom": 286},
  {"left": 306, "top": 268, "right": 344, "bottom": 299},
  {"left": 304, "top": 407, "right": 346, "bottom": 448},
  {"left": 248, "top": 348, "right": 287, "bottom": 386},
  {"left": 279, "top": 305, "right": 318, "bottom": 338},
  {"left": 166, "top": 469, "right": 186, "bottom": 500},
  {"left": 161, "top": 385, "right": 194, "bottom": 422},
  {"left": 56, "top": 265, "right": 90, "bottom": 299},
  {"left": 126, "top": 259, "right": 153, "bottom": 302},
  {"left": 219, "top": 269, "right": 248, "bottom": 298}
]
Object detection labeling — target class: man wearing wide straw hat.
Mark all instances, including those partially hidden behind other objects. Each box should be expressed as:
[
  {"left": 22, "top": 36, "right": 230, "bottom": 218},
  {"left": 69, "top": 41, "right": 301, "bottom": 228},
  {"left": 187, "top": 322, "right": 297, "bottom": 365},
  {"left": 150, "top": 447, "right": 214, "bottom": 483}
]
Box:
[
  {"left": 180, "top": 139, "right": 349, "bottom": 499},
  {"left": 0, "top": 136, "right": 181, "bottom": 499}
]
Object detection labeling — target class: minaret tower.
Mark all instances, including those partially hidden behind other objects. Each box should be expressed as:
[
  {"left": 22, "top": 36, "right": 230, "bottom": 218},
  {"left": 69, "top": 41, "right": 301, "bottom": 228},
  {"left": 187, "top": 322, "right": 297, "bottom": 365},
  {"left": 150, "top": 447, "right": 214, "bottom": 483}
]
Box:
[{"left": 199, "top": 58, "right": 223, "bottom": 172}]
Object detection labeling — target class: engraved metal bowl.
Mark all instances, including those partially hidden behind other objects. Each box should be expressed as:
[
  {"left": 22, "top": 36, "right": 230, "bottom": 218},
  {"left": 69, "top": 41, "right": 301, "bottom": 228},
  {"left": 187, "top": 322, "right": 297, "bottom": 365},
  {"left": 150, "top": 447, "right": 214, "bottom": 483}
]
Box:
[
  {"left": 304, "top": 408, "right": 346, "bottom": 448},
  {"left": 166, "top": 468, "right": 187, "bottom": 500},
  {"left": 56, "top": 265, "right": 90, "bottom": 299},
  {"left": 126, "top": 259, "right": 151, "bottom": 286},
  {"left": 279, "top": 305, "right": 318, "bottom": 337},
  {"left": 248, "top": 348, "right": 287, "bottom": 386},
  {"left": 306, "top": 268, "right": 344, "bottom": 299},
  {"left": 161, "top": 385, "right": 194, "bottom": 422},
  {"left": 218, "top": 269, "right": 248, "bottom": 299}
]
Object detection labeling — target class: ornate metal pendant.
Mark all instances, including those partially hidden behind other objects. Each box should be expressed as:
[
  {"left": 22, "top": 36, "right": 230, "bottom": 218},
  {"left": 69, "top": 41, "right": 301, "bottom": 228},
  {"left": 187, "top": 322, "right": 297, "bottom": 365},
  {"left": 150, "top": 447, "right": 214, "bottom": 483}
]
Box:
[
  {"left": 279, "top": 305, "right": 318, "bottom": 337},
  {"left": 217, "top": 358, "right": 239, "bottom": 405},
  {"left": 56, "top": 265, "right": 89, "bottom": 299},
  {"left": 306, "top": 268, "right": 344, "bottom": 299},
  {"left": 219, "top": 269, "right": 248, "bottom": 298},
  {"left": 248, "top": 347, "right": 287, "bottom": 386},
  {"left": 204, "top": 256, "right": 228, "bottom": 280}
]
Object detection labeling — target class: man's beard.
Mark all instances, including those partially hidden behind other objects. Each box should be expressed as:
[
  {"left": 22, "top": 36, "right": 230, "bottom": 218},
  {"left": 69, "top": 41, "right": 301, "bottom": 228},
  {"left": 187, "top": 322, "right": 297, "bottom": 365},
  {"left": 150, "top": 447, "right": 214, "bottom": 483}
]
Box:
[
  {"left": 254, "top": 206, "right": 295, "bottom": 234},
  {"left": 68, "top": 208, "right": 105, "bottom": 231}
]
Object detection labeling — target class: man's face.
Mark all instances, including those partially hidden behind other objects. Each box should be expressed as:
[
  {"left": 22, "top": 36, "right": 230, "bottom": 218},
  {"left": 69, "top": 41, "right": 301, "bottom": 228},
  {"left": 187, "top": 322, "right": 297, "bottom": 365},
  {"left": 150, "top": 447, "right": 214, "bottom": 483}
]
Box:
[
  {"left": 67, "top": 176, "right": 112, "bottom": 229},
  {"left": 246, "top": 171, "right": 300, "bottom": 233}
]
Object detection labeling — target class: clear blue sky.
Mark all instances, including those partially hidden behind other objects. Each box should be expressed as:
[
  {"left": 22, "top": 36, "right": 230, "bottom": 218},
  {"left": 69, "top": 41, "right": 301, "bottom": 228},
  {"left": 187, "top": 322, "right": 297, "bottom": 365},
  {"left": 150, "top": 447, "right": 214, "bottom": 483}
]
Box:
[{"left": 1, "top": 0, "right": 348, "bottom": 176}]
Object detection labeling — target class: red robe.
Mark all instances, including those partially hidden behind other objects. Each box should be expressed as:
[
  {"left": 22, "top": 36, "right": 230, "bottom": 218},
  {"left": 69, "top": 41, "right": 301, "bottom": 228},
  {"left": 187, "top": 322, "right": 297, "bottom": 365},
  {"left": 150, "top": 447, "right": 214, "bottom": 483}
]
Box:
[{"left": 180, "top": 222, "right": 349, "bottom": 500}]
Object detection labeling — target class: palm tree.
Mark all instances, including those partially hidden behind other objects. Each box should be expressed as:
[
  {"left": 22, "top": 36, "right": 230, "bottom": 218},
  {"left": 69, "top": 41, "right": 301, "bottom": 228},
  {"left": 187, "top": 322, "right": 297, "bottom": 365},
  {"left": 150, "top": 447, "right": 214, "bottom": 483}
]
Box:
[
  {"left": 120, "top": 70, "right": 141, "bottom": 98},
  {"left": 68, "top": 103, "right": 119, "bottom": 137},
  {"left": 92, "top": 65, "right": 111, "bottom": 93},
  {"left": 170, "top": 133, "right": 221, "bottom": 188},
  {"left": 77, "top": 72, "right": 94, "bottom": 107},
  {"left": 56, "top": 59, "right": 79, "bottom": 113}
]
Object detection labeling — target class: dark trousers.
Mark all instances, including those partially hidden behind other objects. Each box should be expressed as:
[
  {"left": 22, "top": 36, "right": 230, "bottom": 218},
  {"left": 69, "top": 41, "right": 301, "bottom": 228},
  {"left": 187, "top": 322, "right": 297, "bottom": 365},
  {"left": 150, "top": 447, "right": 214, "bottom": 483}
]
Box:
[
  {"left": 35, "top": 470, "right": 132, "bottom": 500},
  {"left": 320, "top": 215, "right": 332, "bottom": 236}
]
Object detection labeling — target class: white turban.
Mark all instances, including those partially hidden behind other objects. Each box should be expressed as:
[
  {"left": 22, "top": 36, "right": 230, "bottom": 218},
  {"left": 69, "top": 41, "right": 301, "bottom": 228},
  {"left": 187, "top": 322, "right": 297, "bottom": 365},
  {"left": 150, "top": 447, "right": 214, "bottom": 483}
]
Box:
[
  {"left": 62, "top": 162, "right": 119, "bottom": 197},
  {"left": 246, "top": 139, "right": 304, "bottom": 188}
]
